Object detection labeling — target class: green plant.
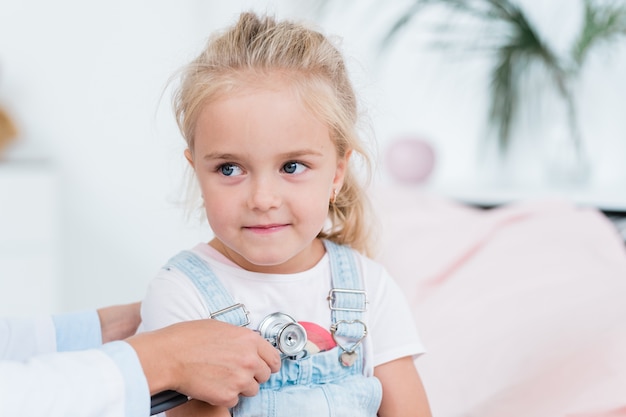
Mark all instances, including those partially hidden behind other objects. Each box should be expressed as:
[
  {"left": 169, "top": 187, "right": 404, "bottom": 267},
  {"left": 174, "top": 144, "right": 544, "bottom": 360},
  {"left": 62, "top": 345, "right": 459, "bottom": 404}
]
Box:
[{"left": 383, "top": 0, "right": 626, "bottom": 155}]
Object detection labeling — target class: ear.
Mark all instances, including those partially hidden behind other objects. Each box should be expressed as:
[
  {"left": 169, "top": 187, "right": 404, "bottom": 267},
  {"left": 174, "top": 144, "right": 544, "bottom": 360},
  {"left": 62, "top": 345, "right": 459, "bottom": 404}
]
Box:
[
  {"left": 332, "top": 149, "right": 352, "bottom": 191},
  {"left": 184, "top": 148, "right": 195, "bottom": 168}
]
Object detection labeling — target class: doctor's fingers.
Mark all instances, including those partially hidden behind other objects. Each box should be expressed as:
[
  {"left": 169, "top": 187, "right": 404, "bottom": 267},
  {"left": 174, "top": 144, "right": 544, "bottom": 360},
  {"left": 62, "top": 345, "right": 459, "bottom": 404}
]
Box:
[
  {"left": 255, "top": 334, "right": 281, "bottom": 374},
  {"left": 234, "top": 338, "right": 281, "bottom": 398}
]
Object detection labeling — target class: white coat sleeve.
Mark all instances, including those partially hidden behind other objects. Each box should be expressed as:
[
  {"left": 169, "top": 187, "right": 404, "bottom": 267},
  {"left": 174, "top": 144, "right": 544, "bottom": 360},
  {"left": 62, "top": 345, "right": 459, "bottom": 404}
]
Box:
[
  {"left": 0, "top": 341, "right": 149, "bottom": 417},
  {"left": 0, "top": 310, "right": 102, "bottom": 361},
  {"left": 0, "top": 311, "right": 150, "bottom": 416},
  {"left": 0, "top": 315, "right": 57, "bottom": 360}
]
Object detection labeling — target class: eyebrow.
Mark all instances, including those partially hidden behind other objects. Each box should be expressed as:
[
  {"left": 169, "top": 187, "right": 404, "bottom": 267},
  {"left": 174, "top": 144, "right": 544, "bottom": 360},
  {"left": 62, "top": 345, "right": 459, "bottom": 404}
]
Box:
[
  {"left": 202, "top": 149, "right": 325, "bottom": 161},
  {"left": 202, "top": 152, "right": 237, "bottom": 161}
]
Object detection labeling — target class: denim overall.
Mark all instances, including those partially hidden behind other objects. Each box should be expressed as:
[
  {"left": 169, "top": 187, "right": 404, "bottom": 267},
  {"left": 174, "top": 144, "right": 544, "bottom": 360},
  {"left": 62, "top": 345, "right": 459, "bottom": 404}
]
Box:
[{"left": 164, "top": 240, "right": 382, "bottom": 417}]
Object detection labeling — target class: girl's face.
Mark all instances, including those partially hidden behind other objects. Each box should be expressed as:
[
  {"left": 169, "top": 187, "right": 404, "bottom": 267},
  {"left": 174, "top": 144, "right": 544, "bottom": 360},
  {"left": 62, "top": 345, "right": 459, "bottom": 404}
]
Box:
[{"left": 186, "top": 80, "right": 349, "bottom": 274}]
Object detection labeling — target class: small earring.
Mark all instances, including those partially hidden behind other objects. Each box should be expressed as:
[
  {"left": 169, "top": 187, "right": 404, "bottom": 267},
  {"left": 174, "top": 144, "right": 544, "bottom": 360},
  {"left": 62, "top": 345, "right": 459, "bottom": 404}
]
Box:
[{"left": 330, "top": 188, "right": 339, "bottom": 204}]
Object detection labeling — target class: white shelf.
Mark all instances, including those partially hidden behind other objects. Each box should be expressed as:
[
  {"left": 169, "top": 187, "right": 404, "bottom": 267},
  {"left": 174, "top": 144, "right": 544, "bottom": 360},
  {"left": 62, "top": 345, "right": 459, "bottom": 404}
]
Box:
[
  {"left": 0, "top": 161, "right": 59, "bottom": 317},
  {"left": 429, "top": 182, "right": 626, "bottom": 213}
]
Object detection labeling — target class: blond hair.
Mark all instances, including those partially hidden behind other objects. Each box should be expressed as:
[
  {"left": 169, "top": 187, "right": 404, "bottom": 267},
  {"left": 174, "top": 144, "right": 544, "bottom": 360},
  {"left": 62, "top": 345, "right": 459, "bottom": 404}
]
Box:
[{"left": 172, "top": 12, "right": 376, "bottom": 256}]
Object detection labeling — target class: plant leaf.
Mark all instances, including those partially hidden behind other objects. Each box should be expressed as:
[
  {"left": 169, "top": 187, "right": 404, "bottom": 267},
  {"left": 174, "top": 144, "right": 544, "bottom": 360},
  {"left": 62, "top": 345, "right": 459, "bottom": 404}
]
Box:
[
  {"left": 572, "top": 0, "right": 626, "bottom": 67},
  {"left": 380, "top": 1, "right": 425, "bottom": 50}
]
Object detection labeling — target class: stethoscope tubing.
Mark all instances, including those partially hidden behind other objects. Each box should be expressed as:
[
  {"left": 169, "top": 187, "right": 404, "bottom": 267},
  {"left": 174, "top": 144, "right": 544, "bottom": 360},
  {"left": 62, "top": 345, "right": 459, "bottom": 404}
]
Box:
[{"left": 150, "top": 390, "right": 189, "bottom": 415}]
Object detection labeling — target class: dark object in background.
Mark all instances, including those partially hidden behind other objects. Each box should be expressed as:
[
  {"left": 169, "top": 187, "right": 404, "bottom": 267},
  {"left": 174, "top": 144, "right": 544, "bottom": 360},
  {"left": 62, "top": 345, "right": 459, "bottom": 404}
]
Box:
[{"left": 0, "top": 106, "right": 18, "bottom": 156}]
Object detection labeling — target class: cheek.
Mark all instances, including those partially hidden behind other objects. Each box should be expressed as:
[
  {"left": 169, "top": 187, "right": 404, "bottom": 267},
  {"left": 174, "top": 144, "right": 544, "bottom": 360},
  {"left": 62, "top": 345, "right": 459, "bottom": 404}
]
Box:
[
  {"left": 195, "top": 176, "right": 227, "bottom": 212},
  {"left": 205, "top": 197, "right": 227, "bottom": 211},
  {"left": 294, "top": 187, "right": 331, "bottom": 219},
  {"left": 202, "top": 195, "right": 234, "bottom": 225}
]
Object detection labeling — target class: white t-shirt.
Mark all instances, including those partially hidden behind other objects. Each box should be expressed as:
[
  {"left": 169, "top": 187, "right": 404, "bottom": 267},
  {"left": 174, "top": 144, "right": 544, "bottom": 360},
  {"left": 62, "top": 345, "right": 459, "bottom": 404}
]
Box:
[{"left": 141, "top": 243, "right": 425, "bottom": 376}]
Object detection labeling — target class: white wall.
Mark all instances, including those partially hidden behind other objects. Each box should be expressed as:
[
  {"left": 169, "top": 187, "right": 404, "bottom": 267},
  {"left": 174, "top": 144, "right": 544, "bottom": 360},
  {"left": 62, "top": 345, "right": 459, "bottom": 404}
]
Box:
[
  {"left": 0, "top": 0, "right": 318, "bottom": 313},
  {"left": 1, "top": 0, "right": 625, "bottom": 314}
]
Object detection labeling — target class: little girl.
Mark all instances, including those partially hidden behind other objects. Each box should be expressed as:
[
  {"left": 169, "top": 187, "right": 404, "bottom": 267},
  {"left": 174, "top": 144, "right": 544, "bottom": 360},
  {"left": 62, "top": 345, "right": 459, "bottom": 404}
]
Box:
[{"left": 141, "top": 11, "right": 431, "bottom": 417}]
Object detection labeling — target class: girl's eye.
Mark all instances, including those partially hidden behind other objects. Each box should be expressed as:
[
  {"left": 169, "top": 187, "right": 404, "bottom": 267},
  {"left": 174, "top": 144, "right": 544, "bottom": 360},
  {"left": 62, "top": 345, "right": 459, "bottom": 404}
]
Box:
[
  {"left": 282, "top": 161, "right": 306, "bottom": 175},
  {"left": 218, "top": 163, "right": 243, "bottom": 177}
]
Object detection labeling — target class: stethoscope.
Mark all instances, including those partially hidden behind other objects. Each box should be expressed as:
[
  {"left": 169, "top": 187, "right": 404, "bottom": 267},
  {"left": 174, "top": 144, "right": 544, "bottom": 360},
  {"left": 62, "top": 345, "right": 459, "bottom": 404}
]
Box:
[
  {"left": 150, "top": 390, "right": 190, "bottom": 415},
  {"left": 150, "top": 313, "right": 307, "bottom": 415}
]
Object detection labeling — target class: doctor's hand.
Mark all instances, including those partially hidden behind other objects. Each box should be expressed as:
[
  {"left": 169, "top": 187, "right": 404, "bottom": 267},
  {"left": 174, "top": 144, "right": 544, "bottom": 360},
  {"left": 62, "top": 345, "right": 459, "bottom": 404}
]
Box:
[
  {"left": 127, "top": 319, "right": 281, "bottom": 408},
  {"left": 97, "top": 302, "right": 142, "bottom": 343}
]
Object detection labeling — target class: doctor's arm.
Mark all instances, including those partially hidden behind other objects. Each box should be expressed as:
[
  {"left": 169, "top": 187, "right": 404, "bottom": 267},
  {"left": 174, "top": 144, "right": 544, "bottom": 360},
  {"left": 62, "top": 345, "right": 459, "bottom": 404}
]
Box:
[
  {"left": 0, "top": 306, "right": 280, "bottom": 417},
  {"left": 0, "top": 302, "right": 141, "bottom": 361}
]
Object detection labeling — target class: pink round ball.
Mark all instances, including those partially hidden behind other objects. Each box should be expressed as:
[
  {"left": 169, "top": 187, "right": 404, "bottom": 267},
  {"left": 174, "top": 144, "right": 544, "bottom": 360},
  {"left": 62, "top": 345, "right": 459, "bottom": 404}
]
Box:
[{"left": 385, "top": 137, "right": 436, "bottom": 184}]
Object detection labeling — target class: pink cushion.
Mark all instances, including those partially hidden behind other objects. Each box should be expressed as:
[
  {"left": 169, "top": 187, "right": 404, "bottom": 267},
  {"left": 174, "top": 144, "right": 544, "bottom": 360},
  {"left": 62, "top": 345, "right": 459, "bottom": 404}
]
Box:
[{"left": 372, "top": 186, "right": 626, "bottom": 417}]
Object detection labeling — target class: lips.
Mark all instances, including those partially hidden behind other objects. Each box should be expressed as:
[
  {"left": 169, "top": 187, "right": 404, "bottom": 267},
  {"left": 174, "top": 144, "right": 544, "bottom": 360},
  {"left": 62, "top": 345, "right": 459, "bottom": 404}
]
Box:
[{"left": 244, "top": 224, "right": 289, "bottom": 233}]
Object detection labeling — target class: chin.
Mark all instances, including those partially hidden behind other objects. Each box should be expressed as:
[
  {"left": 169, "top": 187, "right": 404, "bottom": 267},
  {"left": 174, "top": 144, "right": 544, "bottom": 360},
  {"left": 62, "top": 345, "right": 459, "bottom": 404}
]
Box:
[{"left": 242, "top": 250, "right": 303, "bottom": 273}]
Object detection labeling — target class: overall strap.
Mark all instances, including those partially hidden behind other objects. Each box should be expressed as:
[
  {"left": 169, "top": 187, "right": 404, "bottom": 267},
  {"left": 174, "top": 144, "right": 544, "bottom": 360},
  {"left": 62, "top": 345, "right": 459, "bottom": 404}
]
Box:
[
  {"left": 323, "top": 240, "right": 368, "bottom": 342},
  {"left": 164, "top": 250, "right": 249, "bottom": 327}
]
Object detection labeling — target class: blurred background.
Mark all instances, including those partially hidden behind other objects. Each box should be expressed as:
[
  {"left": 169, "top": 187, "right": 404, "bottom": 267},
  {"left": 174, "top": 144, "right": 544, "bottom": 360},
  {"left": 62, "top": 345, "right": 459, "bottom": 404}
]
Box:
[{"left": 1, "top": 0, "right": 625, "bottom": 316}]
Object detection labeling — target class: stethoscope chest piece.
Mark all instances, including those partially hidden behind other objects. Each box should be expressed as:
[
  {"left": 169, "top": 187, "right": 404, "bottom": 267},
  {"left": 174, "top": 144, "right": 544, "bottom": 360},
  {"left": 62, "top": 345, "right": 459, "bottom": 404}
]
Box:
[{"left": 258, "top": 312, "right": 307, "bottom": 358}]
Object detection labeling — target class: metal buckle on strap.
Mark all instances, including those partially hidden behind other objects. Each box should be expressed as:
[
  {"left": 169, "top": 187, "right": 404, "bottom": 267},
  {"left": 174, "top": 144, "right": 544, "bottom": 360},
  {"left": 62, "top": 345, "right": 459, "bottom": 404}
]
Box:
[
  {"left": 330, "top": 319, "right": 368, "bottom": 353},
  {"left": 327, "top": 289, "right": 368, "bottom": 312},
  {"left": 210, "top": 303, "right": 250, "bottom": 327}
]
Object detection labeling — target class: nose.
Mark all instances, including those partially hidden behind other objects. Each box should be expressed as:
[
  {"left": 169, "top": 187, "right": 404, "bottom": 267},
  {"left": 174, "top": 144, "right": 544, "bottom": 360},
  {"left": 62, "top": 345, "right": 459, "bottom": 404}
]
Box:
[{"left": 247, "top": 176, "right": 281, "bottom": 211}]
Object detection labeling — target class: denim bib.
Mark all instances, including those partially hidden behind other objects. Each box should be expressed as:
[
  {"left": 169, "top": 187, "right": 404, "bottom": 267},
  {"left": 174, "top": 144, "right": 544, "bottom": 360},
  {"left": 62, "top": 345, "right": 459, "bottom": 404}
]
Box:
[{"left": 164, "top": 240, "right": 382, "bottom": 416}]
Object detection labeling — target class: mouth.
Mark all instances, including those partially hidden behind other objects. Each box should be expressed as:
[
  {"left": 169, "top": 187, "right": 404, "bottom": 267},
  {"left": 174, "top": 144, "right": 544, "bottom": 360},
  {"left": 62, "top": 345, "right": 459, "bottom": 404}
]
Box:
[{"left": 244, "top": 224, "right": 289, "bottom": 234}]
